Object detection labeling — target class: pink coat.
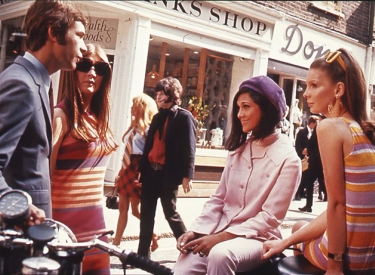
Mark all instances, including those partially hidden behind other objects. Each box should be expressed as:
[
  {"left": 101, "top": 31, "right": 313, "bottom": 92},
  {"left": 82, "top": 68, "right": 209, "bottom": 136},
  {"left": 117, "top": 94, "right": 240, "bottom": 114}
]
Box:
[{"left": 190, "top": 132, "right": 301, "bottom": 241}]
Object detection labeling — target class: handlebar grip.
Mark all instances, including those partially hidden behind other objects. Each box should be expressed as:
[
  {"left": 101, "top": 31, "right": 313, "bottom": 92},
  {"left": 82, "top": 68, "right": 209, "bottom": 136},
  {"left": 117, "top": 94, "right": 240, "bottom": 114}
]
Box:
[{"left": 120, "top": 251, "right": 173, "bottom": 275}]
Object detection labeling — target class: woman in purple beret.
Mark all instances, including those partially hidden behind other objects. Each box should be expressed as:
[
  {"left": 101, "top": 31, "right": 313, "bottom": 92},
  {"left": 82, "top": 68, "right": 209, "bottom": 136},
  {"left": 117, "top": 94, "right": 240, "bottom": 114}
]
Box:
[
  {"left": 173, "top": 75, "right": 301, "bottom": 274},
  {"left": 263, "top": 49, "right": 375, "bottom": 275}
]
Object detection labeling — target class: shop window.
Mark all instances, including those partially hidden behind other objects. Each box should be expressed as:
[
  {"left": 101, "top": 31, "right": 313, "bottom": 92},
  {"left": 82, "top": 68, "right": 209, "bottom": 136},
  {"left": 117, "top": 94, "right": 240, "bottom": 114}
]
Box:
[
  {"left": 144, "top": 37, "right": 234, "bottom": 146},
  {"left": 204, "top": 54, "right": 233, "bottom": 141},
  {"left": 0, "top": 16, "right": 26, "bottom": 73},
  {"left": 310, "top": 1, "right": 344, "bottom": 18}
]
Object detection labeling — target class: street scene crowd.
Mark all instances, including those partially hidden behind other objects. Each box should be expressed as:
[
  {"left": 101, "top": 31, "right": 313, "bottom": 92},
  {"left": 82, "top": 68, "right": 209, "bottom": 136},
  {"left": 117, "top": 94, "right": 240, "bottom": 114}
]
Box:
[{"left": 0, "top": 1, "right": 374, "bottom": 275}]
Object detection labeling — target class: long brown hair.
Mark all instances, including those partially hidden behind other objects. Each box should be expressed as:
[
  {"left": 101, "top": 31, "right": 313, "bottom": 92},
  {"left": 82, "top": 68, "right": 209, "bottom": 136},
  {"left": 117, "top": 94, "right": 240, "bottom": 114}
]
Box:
[
  {"left": 310, "top": 48, "right": 367, "bottom": 124},
  {"left": 60, "top": 43, "right": 117, "bottom": 154},
  {"left": 310, "top": 48, "right": 375, "bottom": 144},
  {"left": 225, "top": 89, "right": 280, "bottom": 151}
]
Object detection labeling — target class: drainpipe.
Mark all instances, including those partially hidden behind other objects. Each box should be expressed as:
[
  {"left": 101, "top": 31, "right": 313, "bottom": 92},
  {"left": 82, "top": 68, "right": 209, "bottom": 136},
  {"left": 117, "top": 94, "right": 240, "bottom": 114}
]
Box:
[
  {"left": 366, "top": 2, "right": 375, "bottom": 117},
  {"left": 368, "top": 1, "right": 374, "bottom": 46}
]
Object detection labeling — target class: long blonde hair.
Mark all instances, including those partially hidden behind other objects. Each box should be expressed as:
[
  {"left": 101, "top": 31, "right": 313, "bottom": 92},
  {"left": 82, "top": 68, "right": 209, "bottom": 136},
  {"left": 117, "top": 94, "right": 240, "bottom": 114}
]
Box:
[
  {"left": 122, "top": 93, "right": 158, "bottom": 141},
  {"left": 60, "top": 43, "right": 118, "bottom": 154}
]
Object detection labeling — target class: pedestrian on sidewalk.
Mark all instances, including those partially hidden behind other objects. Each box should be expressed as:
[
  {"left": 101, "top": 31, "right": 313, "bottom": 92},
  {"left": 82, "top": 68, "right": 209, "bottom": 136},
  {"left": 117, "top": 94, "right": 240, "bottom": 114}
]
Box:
[
  {"left": 137, "top": 77, "right": 196, "bottom": 258},
  {"left": 112, "top": 93, "right": 160, "bottom": 252},
  {"left": 294, "top": 115, "right": 318, "bottom": 201},
  {"left": 173, "top": 75, "right": 301, "bottom": 275},
  {"left": 298, "top": 114, "right": 326, "bottom": 213},
  {"left": 263, "top": 48, "right": 375, "bottom": 275},
  {"left": 50, "top": 44, "right": 117, "bottom": 275}
]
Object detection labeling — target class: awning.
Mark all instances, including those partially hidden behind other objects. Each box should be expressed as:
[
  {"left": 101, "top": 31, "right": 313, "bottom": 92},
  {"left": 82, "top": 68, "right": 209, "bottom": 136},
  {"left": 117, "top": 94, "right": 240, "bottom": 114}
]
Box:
[{"left": 268, "top": 59, "right": 308, "bottom": 78}]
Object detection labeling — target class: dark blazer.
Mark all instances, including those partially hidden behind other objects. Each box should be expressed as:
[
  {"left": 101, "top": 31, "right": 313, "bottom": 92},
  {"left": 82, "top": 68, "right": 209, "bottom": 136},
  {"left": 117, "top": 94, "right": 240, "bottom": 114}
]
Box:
[
  {"left": 0, "top": 56, "right": 52, "bottom": 217},
  {"left": 140, "top": 105, "right": 196, "bottom": 186},
  {"left": 307, "top": 125, "right": 323, "bottom": 171},
  {"left": 295, "top": 126, "right": 309, "bottom": 160}
]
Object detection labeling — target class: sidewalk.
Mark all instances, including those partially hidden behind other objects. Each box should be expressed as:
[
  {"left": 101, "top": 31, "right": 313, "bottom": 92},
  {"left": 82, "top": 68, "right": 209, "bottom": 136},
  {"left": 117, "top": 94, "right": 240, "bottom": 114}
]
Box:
[{"left": 104, "top": 194, "right": 327, "bottom": 275}]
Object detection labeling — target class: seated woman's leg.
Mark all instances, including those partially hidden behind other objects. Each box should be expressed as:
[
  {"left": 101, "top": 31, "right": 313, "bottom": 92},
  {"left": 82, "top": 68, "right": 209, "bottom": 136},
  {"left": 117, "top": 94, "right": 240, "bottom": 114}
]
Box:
[
  {"left": 173, "top": 251, "right": 207, "bottom": 275},
  {"left": 207, "top": 238, "right": 266, "bottom": 275}
]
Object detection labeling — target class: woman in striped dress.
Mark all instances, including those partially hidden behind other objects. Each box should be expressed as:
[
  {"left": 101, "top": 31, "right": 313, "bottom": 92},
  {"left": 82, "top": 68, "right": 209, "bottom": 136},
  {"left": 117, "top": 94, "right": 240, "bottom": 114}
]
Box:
[
  {"left": 263, "top": 48, "right": 375, "bottom": 275},
  {"left": 50, "top": 43, "right": 117, "bottom": 275}
]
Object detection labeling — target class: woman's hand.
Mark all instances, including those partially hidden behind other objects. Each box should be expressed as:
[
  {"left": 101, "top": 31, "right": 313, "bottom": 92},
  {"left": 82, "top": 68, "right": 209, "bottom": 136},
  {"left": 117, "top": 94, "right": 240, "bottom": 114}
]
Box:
[
  {"left": 177, "top": 231, "right": 198, "bottom": 254},
  {"left": 262, "top": 239, "right": 288, "bottom": 259},
  {"left": 185, "top": 234, "right": 221, "bottom": 257}
]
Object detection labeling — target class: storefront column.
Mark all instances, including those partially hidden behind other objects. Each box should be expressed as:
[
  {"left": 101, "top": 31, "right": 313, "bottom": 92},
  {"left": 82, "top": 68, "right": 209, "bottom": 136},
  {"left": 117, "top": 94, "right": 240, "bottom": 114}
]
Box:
[
  {"left": 253, "top": 48, "right": 269, "bottom": 76},
  {"left": 105, "top": 15, "right": 152, "bottom": 182}
]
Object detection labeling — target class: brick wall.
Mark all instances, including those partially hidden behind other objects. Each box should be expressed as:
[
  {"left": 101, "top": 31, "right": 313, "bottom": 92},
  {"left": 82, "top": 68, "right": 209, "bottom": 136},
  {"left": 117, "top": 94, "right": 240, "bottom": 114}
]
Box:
[{"left": 253, "top": 1, "right": 372, "bottom": 45}]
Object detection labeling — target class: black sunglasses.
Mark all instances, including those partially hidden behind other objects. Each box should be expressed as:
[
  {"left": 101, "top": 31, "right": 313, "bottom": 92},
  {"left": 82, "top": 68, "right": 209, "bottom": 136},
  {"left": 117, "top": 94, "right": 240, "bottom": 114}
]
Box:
[{"left": 76, "top": 58, "right": 110, "bottom": 76}]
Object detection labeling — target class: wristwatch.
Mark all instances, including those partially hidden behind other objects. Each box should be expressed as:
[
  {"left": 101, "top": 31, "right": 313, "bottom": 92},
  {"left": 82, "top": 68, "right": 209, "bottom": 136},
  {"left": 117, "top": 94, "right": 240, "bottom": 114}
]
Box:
[{"left": 327, "top": 252, "right": 343, "bottom": 261}]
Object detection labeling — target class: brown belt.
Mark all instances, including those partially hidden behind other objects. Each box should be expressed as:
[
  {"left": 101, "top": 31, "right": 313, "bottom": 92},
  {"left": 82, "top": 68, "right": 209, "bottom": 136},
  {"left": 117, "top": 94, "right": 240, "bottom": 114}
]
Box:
[{"left": 150, "top": 162, "right": 163, "bottom": 170}]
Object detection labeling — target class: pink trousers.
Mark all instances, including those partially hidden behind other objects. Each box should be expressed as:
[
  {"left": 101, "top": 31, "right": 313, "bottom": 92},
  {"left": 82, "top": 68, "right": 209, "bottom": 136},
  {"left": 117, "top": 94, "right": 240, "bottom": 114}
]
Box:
[{"left": 173, "top": 238, "right": 266, "bottom": 275}]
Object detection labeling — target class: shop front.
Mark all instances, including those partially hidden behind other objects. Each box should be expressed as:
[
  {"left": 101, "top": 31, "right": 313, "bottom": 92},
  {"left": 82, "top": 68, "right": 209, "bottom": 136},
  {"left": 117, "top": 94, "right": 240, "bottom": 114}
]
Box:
[
  {"left": 267, "top": 20, "right": 369, "bottom": 139},
  {"left": 0, "top": 1, "right": 292, "bottom": 182}
]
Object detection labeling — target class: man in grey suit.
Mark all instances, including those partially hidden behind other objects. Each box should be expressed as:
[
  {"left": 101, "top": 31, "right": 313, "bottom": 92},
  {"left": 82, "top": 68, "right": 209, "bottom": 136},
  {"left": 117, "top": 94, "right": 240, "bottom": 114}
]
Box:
[{"left": 0, "top": 0, "right": 87, "bottom": 224}]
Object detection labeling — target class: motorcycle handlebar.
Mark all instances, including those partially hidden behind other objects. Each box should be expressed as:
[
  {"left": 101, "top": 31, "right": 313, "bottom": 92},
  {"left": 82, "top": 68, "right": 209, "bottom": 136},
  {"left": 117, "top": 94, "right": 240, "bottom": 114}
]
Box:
[
  {"left": 0, "top": 229, "right": 174, "bottom": 275},
  {"left": 47, "top": 238, "right": 174, "bottom": 275}
]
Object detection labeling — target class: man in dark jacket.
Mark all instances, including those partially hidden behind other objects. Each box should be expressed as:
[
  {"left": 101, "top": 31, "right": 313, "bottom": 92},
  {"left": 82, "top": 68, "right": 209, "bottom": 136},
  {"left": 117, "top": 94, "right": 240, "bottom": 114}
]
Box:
[
  {"left": 294, "top": 115, "right": 318, "bottom": 200},
  {"left": 298, "top": 115, "right": 326, "bottom": 212},
  {"left": 138, "top": 77, "right": 196, "bottom": 258}
]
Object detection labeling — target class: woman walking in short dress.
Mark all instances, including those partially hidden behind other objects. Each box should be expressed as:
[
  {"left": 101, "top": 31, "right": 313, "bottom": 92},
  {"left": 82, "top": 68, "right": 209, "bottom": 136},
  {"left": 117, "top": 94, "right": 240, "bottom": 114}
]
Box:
[{"left": 112, "top": 94, "right": 160, "bottom": 252}]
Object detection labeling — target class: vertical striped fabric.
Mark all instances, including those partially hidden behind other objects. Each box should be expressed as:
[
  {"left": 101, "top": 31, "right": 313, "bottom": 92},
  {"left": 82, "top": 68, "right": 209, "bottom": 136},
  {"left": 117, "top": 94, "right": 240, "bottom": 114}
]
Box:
[
  {"left": 51, "top": 110, "right": 112, "bottom": 274},
  {"left": 301, "top": 118, "right": 375, "bottom": 274},
  {"left": 122, "top": 130, "right": 134, "bottom": 168}
]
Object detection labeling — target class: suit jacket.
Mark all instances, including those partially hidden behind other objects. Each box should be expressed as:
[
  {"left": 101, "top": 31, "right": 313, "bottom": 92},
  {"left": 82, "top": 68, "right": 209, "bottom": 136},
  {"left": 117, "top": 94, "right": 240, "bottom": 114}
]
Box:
[
  {"left": 0, "top": 56, "right": 52, "bottom": 217},
  {"left": 295, "top": 126, "right": 309, "bottom": 160},
  {"left": 307, "top": 124, "right": 323, "bottom": 172},
  {"left": 140, "top": 105, "right": 196, "bottom": 186},
  {"left": 189, "top": 133, "right": 301, "bottom": 241}
]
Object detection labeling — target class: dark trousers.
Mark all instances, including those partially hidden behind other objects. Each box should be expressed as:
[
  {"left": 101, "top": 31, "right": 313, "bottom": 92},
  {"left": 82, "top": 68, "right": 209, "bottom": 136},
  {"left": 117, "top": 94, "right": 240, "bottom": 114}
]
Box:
[
  {"left": 295, "top": 170, "right": 308, "bottom": 198},
  {"left": 137, "top": 169, "right": 186, "bottom": 257},
  {"left": 305, "top": 164, "right": 325, "bottom": 208}
]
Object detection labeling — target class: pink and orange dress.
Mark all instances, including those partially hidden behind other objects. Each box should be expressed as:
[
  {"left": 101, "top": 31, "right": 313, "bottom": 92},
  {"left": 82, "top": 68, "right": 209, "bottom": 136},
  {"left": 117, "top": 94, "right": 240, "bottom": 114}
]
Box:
[
  {"left": 51, "top": 102, "right": 113, "bottom": 275},
  {"left": 301, "top": 118, "right": 375, "bottom": 275}
]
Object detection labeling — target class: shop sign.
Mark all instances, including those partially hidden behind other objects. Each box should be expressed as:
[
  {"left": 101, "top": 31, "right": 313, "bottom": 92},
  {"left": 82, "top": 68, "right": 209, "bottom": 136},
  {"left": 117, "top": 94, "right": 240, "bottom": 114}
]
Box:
[
  {"left": 84, "top": 17, "right": 118, "bottom": 50},
  {"left": 144, "top": 0, "right": 269, "bottom": 37},
  {"left": 269, "top": 21, "right": 366, "bottom": 69}
]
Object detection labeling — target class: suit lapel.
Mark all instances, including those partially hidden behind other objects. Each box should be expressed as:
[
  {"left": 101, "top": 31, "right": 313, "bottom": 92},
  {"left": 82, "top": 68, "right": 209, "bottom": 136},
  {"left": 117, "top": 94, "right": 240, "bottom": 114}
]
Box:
[{"left": 14, "top": 56, "right": 53, "bottom": 155}]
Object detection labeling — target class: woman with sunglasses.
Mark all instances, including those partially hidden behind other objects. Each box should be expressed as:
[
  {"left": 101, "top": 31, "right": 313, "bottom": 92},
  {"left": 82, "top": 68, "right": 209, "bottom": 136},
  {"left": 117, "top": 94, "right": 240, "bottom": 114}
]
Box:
[
  {"left": 263, "top": 48, "right": 375, "bottom": 275},
  {"left": 50, "top": 43, "right": 117, "bottom": 275}
]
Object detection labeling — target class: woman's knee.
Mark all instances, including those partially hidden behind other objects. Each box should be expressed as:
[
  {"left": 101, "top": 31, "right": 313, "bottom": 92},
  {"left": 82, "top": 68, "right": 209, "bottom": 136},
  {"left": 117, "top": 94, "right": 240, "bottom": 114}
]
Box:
[
  {"left": 118, "top": 196, "right": 130, "bottom": 213},
  {"left": 207, "top": 244, "right": 236, "bottom": 267}
]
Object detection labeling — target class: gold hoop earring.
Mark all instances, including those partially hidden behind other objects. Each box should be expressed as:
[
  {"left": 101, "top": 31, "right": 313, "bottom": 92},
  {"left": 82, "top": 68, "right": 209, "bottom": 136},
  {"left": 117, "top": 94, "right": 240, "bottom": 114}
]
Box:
[
  {"left": 328, "top": 97, "right": 344, "bottom": 116},
  {"left": 337, "top": 98, "right": 344, "bottom": 115},
  {"left": 328, "top": 104, "right": 333, "bottom": 114}
]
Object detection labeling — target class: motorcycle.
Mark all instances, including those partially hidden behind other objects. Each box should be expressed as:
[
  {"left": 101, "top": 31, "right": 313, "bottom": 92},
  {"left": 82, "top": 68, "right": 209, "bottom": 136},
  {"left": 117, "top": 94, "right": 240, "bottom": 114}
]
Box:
[
  {"left": 0, "top": 189, "right": 173, "bottom": 275},
  {"left": 0, "top": 189, "right": 326, "bottom": 275}
]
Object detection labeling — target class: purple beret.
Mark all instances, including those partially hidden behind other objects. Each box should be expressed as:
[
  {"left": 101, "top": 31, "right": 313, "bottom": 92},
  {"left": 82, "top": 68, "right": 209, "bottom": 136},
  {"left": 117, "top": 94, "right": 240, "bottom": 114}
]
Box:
[{"left": 239, "top": 75, "right": 287, "bottom": 120}]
